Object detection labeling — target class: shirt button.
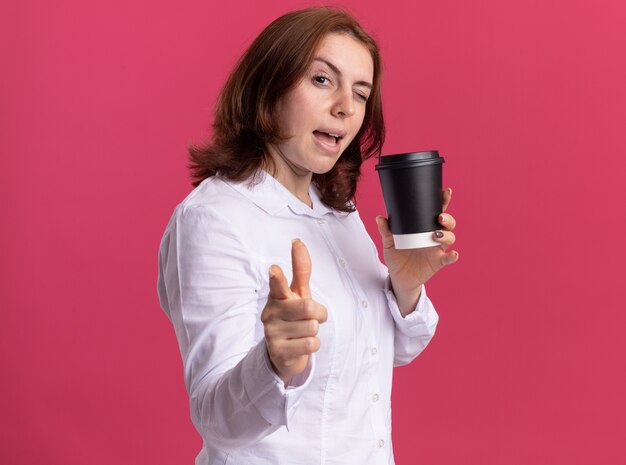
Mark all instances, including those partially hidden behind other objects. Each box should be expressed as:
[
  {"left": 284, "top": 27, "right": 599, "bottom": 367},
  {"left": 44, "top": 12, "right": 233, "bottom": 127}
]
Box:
[
  {"left": 316, "top": 218, "right": 326, "bottom": 225},
  {"left": 378, "top": 439, "right": 385, "bottom": 448},
  {"left": 339, "top": 258, "right": 346, "bottom": 267},
  {"left": 372, "top": 393, "right": 379, "bottom": 403},
  {"left": 371, "top": 347, "right": 378, "bottom": 355},
  {"left": 361, "top": 300, "right": 368, "bottom": 308}
]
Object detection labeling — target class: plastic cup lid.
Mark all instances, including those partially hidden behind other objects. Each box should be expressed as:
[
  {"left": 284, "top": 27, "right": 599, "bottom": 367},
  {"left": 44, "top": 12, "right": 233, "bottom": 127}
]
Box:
[{"left": 375, "top": 150, "right": 444, "bottom": 170}]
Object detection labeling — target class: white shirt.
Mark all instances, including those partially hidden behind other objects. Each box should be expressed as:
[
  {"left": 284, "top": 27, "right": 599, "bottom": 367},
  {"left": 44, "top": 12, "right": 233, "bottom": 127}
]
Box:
[{"left": 157, "top": 171, "right": 439, "bottom": 465}]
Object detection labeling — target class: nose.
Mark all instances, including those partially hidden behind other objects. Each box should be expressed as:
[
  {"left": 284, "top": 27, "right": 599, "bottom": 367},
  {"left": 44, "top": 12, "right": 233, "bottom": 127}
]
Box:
[{"left": 331, "top": 87, "right": 356, "bottom": 119}]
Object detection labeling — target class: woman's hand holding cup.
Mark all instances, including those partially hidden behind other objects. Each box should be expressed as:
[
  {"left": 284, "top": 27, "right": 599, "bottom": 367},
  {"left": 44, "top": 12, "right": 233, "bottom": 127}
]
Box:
[
  {"left": 376, "top": 188, "right": 459, "bottom": 316},
  {"left": 261, "top": 239, "right": 327, "bottom": 386}
]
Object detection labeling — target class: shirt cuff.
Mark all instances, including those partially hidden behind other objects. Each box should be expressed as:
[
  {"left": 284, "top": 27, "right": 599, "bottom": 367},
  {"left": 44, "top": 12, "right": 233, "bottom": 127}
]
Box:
[
  {"left": 241, "top": 339, "right": 315, "bottom": 430},
  {"left": 383, "top": 277, "right": 439, "bottom": 337}
]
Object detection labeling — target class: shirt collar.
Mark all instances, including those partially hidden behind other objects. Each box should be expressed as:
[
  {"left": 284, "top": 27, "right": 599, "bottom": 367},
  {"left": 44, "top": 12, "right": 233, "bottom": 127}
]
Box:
[{"left": 223, "top": 170, "right": 348, "bottom": 219}]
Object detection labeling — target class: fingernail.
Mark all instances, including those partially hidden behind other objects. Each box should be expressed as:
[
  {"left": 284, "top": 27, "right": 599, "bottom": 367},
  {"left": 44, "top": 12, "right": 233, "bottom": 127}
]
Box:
[
  {"left": 448, "top": 188, "right": 453, "bottom": 196},
  {"left": 292, "top": 238, "right": 301, "bottom": 244},
  {"left": 434, "top": 231, "right": 444, "bottom": 239},
  {"left": 440, "top": 214, "right": 446, "bottom": 223}
]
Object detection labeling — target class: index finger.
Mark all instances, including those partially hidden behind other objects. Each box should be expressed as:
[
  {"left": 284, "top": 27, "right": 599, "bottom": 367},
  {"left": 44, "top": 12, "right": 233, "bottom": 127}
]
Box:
[
  {"left": 275, "top": 298, "right": 327, "bottom": 323},
  {"left": 442, "top": 187, "right": 452, "bottom": 213}
]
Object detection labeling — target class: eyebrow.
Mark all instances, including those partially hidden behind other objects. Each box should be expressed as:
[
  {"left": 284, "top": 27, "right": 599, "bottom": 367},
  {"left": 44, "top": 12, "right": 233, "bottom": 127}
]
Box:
[{"left": 313, "top": 57, "right": 373, "bottom": 89}]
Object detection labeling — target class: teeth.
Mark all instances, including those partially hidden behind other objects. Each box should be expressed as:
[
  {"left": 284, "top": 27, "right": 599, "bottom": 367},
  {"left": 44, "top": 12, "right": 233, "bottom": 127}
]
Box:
[{"left": 314, "top": 130, "right": 341, "bottom": 146}]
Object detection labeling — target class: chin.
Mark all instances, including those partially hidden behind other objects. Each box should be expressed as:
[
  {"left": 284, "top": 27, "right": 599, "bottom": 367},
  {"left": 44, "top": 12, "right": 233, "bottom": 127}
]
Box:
[
  {"left": 311, "top": 153, "right": 346, "bottom": 175},
  {"left": 310, "top": 160, "right": 340, "bottom": 175}
]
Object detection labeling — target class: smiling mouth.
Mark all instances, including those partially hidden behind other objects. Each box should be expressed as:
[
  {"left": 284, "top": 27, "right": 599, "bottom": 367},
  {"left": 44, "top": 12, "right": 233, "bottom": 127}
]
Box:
[{"left": 313, "top": 130, "right": 343, "bottom": 146}]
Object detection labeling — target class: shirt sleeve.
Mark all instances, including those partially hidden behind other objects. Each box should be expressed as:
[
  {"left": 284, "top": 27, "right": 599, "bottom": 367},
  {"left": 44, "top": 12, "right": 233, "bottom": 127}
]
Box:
[
  {"left": 157, "top": 204, "right": 313, "bottom": 452},
  {"left": 382, "top": 277, "right": 439, "bottom": 366},
  {"left": 346, "top": 209, "right": 440, "bottom": 367}
]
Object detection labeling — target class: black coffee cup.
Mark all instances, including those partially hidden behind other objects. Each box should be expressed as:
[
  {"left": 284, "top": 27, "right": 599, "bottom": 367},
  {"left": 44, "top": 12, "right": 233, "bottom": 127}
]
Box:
[{"left": 375, "top": 151, "right": 445, "bottom": 249}]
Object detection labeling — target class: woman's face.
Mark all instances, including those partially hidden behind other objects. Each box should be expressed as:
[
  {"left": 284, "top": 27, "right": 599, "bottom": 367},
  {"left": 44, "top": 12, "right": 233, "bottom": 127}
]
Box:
[{"left": 268, "top": 33, "right": 374, "bottom": 178}]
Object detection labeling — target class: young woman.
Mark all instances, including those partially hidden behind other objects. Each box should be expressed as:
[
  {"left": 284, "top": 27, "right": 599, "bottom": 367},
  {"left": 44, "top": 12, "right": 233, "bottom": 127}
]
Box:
[{"left": 157, "top": 7, "right": 458, "bottom": 464}]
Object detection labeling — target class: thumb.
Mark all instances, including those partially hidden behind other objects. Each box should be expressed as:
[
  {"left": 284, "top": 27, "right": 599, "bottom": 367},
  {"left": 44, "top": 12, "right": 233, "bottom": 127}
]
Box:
[
  {"left": 376, "top": 216, "right": 395, "bottom": 250},
  {"left": 290, "top": 239, "right": 312, "bottom": 298},
  {"left": 268, "top": 264, "right": 292, "bottom": 300}
]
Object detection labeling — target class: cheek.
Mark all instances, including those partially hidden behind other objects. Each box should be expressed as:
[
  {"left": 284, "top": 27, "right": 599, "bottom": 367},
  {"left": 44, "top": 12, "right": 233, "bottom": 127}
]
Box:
[
  {"left": 284, "top": 101, "right": 310, "bottom": 131},
  {"left": 349, "top": 112, "right": 367, "bottom": 138},
  {"left": 275, "top": 95, "right": 308, "bottom": 135}
]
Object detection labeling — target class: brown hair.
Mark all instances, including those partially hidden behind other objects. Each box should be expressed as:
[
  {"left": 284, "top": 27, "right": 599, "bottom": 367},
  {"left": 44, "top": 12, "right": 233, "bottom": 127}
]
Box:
[{"left": 189, "top": 6, "right": 385, "bottom": 212}]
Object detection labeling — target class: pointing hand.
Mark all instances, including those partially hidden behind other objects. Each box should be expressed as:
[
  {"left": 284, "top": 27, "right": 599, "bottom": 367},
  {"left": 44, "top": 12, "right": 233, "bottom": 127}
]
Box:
[{"left": 261, "top": 239, "right": 328, "bottom": 386}]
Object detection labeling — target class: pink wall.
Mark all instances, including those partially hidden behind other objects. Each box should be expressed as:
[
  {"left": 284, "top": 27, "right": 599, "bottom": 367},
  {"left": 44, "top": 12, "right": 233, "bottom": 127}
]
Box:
[{"left": 2, "top": 0, "right": 625, "bottom": 463}]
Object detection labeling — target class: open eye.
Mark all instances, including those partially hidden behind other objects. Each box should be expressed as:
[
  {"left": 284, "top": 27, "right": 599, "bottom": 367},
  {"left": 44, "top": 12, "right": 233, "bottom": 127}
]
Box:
[{"left": 313, "top": 74, "right": 331, "bottom": 86}]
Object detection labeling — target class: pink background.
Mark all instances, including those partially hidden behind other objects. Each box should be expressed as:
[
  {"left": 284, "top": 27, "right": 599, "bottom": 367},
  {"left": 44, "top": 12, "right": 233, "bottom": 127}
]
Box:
[{"left": 2, "top": 0, "right": 625, "bottom": 463}]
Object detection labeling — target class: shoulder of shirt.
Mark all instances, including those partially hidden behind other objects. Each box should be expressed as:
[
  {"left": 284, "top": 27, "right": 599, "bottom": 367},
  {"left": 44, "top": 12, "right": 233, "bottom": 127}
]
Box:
[
  {"left": 173, "top": 173, "right": 357, "bottom": 221},
  {"left": 175, "top": 176, "right": 254, "bottom": 216}
]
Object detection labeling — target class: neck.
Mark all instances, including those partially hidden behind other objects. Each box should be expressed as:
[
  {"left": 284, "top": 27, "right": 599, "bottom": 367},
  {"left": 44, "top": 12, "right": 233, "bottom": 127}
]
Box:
[
  {"left": 265, "top": 146, "right": 314, "bottom": 208},
  {"left": 275, "top": 173, "right": 313, "bottom": 208}
]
